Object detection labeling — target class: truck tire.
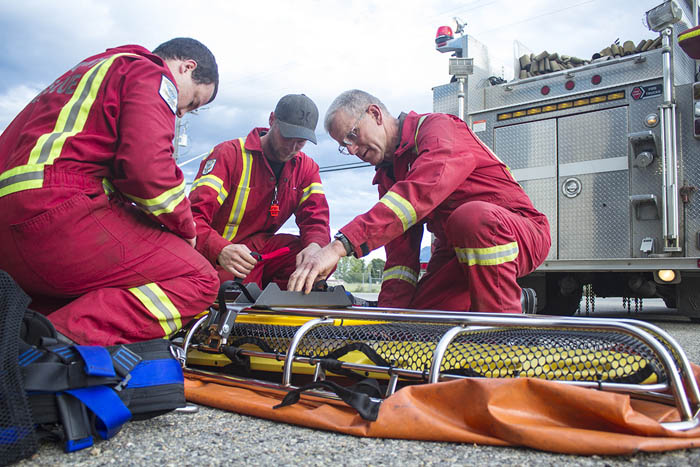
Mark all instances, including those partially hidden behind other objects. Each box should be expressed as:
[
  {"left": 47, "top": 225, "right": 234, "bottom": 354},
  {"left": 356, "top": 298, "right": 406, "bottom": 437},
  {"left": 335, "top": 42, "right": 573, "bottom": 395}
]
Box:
[{"left": 542, "top": 274, "right": 582, "bottom": 316}]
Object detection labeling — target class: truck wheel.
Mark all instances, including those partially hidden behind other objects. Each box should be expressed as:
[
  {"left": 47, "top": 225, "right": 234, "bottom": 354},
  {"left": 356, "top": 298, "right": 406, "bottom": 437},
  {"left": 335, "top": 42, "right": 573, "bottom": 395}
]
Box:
[{"left": 542, "top": 275, "right": 582, "bottom": 316}]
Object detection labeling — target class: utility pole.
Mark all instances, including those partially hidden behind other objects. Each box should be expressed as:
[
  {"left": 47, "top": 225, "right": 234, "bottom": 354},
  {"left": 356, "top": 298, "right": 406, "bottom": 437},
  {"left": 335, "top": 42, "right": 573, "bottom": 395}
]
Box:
[{"left": 173, "top": 117, "right": 183, "bottom": 162}]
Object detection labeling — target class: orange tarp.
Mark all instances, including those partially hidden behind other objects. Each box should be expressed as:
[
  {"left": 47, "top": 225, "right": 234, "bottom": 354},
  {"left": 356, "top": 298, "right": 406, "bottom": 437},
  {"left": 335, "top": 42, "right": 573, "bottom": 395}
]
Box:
[{"left": 185, "top": 367, "right": 700, "bottom": 455}]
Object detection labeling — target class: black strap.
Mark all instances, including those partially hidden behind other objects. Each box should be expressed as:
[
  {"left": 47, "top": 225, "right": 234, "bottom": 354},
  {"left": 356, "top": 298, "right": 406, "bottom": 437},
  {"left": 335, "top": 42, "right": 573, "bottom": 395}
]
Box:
[{"left": 273, "top": 379, "right": 381, "bottom": 421}]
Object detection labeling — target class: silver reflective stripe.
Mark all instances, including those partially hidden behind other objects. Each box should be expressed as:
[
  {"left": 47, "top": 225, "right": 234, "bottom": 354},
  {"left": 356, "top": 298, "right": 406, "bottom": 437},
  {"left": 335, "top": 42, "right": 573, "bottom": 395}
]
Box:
[
  {"left": 135, "top": 185, "right": 186, "bottom": 214},
  {"left": 382, "top": 266, "right": 419, "bottom": 286},
  {"left": 132, "top": 285, "right": 179, "bottom": 334},
  {"left": 455, "top": 241, "right": 519, "bottom": 266},
  {"left": 36, "top": 62, "right": 105, "bottom": 164},
  {"left": 0, "top": 170, "right": 43, "bottom": 191}
]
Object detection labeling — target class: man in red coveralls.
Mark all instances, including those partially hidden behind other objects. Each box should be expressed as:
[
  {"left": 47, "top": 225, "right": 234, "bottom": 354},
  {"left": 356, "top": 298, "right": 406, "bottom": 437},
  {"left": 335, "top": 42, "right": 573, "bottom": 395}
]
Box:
[
  {"left": 289, "top": 89, "right": 551, "bottom": 314},
  {"left": 189, "top": 94, "right": 330, "bottom": 289},
  {"left": 0, "top": 38, "right": 220, "bottom": 345}
]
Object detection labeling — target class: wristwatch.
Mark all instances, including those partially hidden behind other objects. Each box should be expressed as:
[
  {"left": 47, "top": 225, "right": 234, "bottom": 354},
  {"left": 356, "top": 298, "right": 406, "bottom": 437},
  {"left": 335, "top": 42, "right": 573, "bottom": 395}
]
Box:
[{"left": 333, "top": 232, "right": 354, "bottom": 256}]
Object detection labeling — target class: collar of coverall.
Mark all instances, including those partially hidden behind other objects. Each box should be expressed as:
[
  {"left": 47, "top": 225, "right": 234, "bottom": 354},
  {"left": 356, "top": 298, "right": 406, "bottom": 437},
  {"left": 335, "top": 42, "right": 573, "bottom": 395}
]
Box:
[
  {"left": 392, "top": 111, "right": 422, "bottom": 159},
  {"left": 375, "top": 112, "right": 409, "bottom": 172}
]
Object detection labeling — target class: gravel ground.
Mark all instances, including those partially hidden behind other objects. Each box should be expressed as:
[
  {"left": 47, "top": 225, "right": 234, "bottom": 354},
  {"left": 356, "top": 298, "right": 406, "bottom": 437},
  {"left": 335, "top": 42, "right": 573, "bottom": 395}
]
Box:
[{"left": 16, "top": 302, "right": 700, "bottom": 466}]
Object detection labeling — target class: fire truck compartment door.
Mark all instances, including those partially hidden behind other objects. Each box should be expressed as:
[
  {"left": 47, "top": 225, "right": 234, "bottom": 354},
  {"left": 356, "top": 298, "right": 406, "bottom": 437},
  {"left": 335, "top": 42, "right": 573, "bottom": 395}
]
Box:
[
  {"left": 557, "top": 106, "right": 630, "bottom": 259},
  {"left": 494, "top": 119, "right": 557, "bottom": 261}
]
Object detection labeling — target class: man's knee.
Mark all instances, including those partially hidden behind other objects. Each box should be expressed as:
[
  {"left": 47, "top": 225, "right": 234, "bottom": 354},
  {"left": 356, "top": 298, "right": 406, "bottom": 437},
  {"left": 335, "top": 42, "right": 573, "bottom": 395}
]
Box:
[
  {"left": 192, "top": 262, "right": 220, "bottom": 303},
  {"left": 446, "top": 201, "right": 503, "bottom": 243}
]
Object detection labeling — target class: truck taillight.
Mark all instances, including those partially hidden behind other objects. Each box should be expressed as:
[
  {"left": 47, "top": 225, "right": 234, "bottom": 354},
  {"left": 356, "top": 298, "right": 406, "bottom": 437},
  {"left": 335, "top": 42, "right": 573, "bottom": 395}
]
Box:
[
  {"left": 565, "top": 80, "right": 575, "bottom": 91},
  {"left": 591, "top": 74, "right": 602, "bottom": 85},
  {"left": 541, "top": 86, "right": 550, "bottom": 95}
]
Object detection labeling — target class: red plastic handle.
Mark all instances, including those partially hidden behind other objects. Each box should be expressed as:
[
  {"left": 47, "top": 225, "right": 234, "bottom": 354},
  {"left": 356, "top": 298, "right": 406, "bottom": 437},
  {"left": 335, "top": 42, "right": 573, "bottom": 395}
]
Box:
[{"left": 259, "top": 246, "right": 291, "bottom": 262}]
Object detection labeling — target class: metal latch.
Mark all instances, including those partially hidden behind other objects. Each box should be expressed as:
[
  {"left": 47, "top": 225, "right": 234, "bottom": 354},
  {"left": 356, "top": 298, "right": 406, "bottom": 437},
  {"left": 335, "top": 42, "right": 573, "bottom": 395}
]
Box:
[
  {"left": 640, "top": 237, "right": 656, "bottom": 256},
  {"left": 628, "top": 131, "right": 657, "bottom": 168}
]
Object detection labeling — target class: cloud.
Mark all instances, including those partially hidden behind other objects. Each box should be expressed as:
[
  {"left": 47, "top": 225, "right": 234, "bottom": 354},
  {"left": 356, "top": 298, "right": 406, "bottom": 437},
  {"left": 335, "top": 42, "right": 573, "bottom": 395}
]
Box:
[{"left": 0, "top": 85, "right": 42, "bottom": 132}]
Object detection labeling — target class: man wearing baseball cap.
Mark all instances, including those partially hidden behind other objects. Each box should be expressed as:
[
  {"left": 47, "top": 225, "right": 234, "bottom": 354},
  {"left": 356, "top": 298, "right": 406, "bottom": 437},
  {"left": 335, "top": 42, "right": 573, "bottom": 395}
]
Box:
[{"left": 188, "top": 94, "right": 331, "bottom": 289}]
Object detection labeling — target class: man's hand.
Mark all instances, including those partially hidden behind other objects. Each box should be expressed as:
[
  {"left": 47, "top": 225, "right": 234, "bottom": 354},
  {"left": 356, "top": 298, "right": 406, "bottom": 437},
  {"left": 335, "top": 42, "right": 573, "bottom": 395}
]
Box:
[
  {"left": 288, "top": 240, "right": 346, "bottom": 294},
  {"left": 186, "top": 221, "right": 197, "bottom": 248},
  {"left": 218, "top": 244, "right": 258, "bottom": 279},
  {"left": 296, "top": 242, "right": 322, "bottom": 267}
]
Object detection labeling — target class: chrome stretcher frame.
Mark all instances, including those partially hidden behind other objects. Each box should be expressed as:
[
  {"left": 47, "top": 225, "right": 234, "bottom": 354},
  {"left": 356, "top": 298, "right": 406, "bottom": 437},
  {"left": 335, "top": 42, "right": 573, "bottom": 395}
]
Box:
[{"left": 179, "top": 305, "right": 700, "bottom": 431}]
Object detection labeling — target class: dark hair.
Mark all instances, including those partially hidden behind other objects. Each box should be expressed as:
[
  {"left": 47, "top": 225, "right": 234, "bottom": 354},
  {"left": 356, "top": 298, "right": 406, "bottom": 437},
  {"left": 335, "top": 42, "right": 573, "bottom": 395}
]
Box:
[{"left": 153, "top": 37, "right": 219, "bottom": 103}]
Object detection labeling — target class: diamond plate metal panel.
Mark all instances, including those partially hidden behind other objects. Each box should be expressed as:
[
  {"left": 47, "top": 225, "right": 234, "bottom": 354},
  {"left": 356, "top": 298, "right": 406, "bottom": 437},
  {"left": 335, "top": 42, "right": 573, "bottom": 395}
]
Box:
[
  {"left": 558, "top": 107, "right": 628, "bottom": 165},
  {"left": 433, "top": 83, "right": 459, "bottom": 116},
  {"left": 628, "top": 81, "right": 665, "bottom": 257},
  {"left": 494, "top": 120, "right": 557, "bottom": 259},
  {"left": 559, "top": 171, "right": 630, "bottom": 259},
  {"left": 494, "top": 119, "right": 556, "bottom": 169},
  {"left": 521, "top": 179, "right": 557, "bottom": 260}
]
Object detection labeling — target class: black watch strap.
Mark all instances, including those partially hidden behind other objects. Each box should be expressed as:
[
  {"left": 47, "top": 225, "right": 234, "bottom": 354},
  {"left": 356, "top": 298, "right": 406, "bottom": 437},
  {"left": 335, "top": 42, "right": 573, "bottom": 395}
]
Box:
[{"left": 334, "top": 232, "right": 354, "bottom": 256}]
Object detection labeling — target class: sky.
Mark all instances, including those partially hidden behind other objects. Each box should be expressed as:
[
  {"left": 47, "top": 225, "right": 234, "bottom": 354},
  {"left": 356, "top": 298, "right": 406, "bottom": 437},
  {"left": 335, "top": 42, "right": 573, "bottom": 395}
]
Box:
[{"left": 0, "top": 0, "right": 674, "bottom": 259}]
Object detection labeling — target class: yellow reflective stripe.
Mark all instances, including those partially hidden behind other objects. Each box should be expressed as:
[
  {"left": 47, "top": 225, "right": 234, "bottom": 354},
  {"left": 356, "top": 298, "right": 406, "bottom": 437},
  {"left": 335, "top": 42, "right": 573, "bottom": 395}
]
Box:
[
  {"left": 414, "top": 115, "right": 428, "bottom": 153},
  {"left": 123, "top": 179, "right": 186, "bottom": 216},
  {"left": 28, "top": 53, "right": 138, "bottom": 166},
  {"left": 191, "top": 174, "right": 228, "bottom": 205},
  {"left": 382, "top": 266, "right": 418, "bottom": 286},
  {"left": 680, "top": 27, "right": 700, "bottom": 41},
  {"left": 298, "top": 182, "right": 324, "bottom": 206},
  {"left": 223, "top": 138, "right": 253, "bottom": 241},
  {"left": 455, "top": 241, "right": 519, "bottom": 266},
  {"left": 128, "top": 283, "right": 182, "bottom": 336},
  {"left": 379, "top": 191, "right": 417, "bottom": 231},
  {"left": 0, "top": 164, "right": 45, "bottom": 198}
]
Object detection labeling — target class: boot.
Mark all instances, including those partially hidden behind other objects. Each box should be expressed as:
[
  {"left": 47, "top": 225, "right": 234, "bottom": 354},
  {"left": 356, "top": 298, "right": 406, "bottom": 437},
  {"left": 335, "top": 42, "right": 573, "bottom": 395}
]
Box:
[{"left": 521, "top": 288, "right": 537, "bottom": 314}]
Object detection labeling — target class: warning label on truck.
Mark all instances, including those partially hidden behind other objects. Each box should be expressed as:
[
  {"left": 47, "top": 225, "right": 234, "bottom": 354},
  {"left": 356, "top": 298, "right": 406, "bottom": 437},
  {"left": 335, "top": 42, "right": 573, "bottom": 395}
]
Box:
[{"left": 631, "top": 84, "right": 663, "bottom": 100}]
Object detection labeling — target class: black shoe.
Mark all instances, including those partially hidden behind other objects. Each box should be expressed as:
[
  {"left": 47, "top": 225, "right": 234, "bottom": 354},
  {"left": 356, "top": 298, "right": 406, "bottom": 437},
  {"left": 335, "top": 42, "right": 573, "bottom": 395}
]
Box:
[{"left": 521, "top": 288, "right": 537, "bottom": 314}]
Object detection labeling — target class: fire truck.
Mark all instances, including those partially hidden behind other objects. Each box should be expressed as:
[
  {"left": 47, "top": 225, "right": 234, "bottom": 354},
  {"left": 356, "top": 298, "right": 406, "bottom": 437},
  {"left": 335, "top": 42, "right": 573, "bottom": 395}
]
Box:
[{"left": 433, "top": 0, "right": 700, "bottom": 317}]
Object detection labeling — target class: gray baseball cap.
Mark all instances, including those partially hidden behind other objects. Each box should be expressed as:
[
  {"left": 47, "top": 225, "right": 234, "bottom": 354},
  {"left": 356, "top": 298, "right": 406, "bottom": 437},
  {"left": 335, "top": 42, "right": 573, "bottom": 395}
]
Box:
[{"left": 274, "top": 94, "right": 319, "bottom": 144}]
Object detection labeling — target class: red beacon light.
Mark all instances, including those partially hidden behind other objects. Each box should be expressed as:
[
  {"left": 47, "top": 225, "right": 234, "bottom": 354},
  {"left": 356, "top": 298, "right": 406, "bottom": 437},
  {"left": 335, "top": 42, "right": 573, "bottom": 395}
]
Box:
[{"left": 435, "top": 26, "right": 454, "bottom": 46}]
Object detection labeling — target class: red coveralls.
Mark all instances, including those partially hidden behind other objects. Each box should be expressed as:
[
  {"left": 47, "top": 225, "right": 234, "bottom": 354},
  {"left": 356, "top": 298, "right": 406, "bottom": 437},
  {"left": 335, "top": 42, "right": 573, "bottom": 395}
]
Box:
[
  {"left": 189, "top": 128, "right": 330, "bottom": 288},
  {"left": 0, "top": 45, "right": 219, "bottom": 345},
  {"left": 340, "top": 112, "right": 551, "bottom": 313}
]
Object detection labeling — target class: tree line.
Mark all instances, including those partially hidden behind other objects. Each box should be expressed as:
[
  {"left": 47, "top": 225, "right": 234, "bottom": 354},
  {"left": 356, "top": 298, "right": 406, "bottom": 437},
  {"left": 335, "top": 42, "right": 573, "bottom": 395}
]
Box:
[{"left": 332, "top": 256, "right": 386, "bottom": 284}]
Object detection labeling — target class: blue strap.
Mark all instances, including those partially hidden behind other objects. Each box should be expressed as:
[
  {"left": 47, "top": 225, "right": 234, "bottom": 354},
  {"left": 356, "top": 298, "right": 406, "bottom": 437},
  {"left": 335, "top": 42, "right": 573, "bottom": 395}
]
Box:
[
  {"left": 66, "top": 386, "right": 131, "bottom": 440},
  {"left": 75, "top": 346, "right": 116, "bottom": 377},
  {"left": 127, "top": 359, "right": 183, "bottom": 388},
  {"left": 18, "top": 347, "right": 42, "bottom": 367}
]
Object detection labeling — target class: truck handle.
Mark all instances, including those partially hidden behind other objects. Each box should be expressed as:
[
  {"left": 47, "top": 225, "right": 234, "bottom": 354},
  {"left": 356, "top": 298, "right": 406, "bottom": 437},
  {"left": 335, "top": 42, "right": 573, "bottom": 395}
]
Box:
[{"left": 629, "top": 194, "right": 659, "bottom": 220}]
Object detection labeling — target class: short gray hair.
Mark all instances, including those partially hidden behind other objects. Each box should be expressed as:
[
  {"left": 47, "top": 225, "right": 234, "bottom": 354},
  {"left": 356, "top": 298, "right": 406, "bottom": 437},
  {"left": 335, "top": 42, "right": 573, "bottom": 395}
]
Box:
[{"left": 324, "top": 89, "right": 391, "bottom": 133}]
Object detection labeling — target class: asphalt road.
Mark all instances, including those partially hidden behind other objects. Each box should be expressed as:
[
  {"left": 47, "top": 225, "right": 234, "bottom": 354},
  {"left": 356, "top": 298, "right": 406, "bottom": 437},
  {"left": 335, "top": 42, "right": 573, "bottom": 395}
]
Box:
[{"left": 17, "top": 298, "right": 700, "bottom": 466}]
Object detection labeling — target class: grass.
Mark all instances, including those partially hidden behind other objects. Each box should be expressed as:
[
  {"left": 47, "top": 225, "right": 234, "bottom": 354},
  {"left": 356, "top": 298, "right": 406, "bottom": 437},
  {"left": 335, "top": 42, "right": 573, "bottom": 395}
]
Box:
[{"left": 341, "top": 283, "right": 381, "bottom": 293}]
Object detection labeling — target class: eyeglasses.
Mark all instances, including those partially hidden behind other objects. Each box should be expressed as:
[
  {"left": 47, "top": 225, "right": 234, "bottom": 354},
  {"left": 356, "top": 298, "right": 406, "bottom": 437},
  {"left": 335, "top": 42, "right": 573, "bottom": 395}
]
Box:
[{"left": 338, "top": 109, "right": 368, "bottom": 155}]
